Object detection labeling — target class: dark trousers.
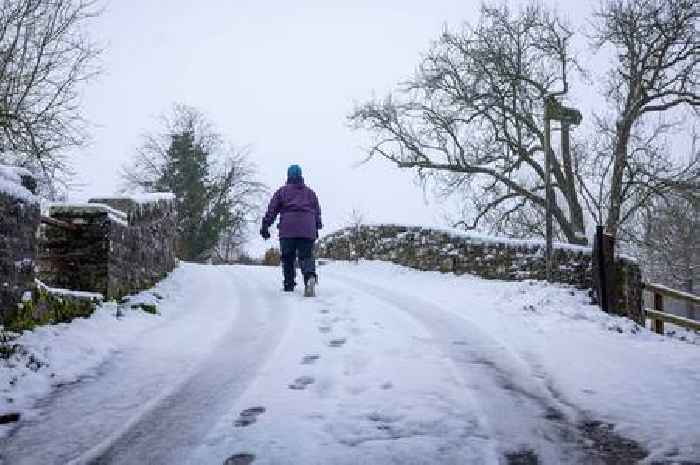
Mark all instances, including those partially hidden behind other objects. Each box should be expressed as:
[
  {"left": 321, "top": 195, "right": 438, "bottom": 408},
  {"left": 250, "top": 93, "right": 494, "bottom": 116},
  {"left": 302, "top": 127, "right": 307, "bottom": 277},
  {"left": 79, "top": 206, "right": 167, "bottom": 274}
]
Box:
[{"left": 280, "top": 238, "right": 317, "bottom": 287}]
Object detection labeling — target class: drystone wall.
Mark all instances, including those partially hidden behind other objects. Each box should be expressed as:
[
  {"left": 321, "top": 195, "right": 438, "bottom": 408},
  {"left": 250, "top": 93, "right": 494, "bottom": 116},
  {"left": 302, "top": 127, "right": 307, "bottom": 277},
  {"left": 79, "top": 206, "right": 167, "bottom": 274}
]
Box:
[
  {"left": 0, "top": 170, "right": 40, "bottom": 327},
  {"left": 39, "top": 196, "right": 177, "bottom": 300},
  {"left": 317, "top": 225, "right": 643, "bottom": 324},
  {"left": 0, "top": 168, "right": 176, "bottom": 330}
]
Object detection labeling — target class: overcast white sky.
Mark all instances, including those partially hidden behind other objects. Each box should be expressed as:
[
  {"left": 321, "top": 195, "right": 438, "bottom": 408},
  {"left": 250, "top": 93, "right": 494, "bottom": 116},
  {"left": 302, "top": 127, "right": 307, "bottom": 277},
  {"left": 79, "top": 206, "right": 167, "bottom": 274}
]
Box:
[{"left": 75, "top": 0, "right": 601, "bottom": 253}]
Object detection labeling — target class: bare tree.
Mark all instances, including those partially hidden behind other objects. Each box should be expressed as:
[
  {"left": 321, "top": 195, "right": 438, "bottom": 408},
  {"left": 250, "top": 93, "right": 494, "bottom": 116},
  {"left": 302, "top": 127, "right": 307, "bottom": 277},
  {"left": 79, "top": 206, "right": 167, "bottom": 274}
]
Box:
[
  {"left": 640, "top": 191, "right": 698, "bottom": 291},
  {"left": 638, "top": 188, "right": 699, "bottom": 318},
  {"left": 591, "top": 0, "right": 699, "bottom": 237},
  {"left": 622, "top": 131, "right": 699, "bottom": 304},
  {"left": 0, "top": 0, "right": 102, "bottom": 194},
  {"left": 349, "top": 3, "right": 590, "bottom": 244},
  {"left": 576, "top": 119, "right": 699, "bottom": 241},
  {"left": 212, "top": 151, "right": 266, "bottom": 263}
]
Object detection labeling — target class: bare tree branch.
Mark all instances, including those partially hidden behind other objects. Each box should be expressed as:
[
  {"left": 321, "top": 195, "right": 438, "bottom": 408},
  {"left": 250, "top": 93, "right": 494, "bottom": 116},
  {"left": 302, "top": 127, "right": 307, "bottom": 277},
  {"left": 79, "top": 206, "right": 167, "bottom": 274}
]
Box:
[
  {"left": 0, "top": 0, "right": 103, "bottom": 196},
  {"left": 350, "top": 2, "right": 589, "bottom": 244},
  {"left": 592, "top": 0, "right": 699, "bottom": 236}
]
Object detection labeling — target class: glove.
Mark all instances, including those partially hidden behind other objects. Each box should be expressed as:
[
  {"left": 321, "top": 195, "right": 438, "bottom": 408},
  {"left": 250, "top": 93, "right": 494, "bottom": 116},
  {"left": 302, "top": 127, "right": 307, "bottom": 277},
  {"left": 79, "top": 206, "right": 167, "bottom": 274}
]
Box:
[{"left": 260, "top": 225, "right": 270, "bottom": 240}]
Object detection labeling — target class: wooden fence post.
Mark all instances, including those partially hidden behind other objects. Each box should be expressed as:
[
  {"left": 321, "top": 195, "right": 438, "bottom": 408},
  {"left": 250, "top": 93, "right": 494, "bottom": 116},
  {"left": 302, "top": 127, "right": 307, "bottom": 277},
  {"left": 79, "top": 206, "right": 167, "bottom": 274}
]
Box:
[
  {"left": 653, "top": 292, "right": 664, "bottom": 334},
  {"left": 595, "top": 226, "right": 609, "bottom": 313}
]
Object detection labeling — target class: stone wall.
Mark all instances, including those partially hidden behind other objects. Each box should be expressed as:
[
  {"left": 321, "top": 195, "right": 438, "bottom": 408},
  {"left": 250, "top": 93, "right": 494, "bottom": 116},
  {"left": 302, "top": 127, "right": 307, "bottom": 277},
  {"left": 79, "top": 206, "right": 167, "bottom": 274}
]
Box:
[
  {"left": 317, "top": 225, "right": 643, "bottom": 324},
  {"left": 39, "top": 196, "right": 177, "bottom": 300},
  {"left": 0, "top": 171, "right": 40, "bottom": 327}
]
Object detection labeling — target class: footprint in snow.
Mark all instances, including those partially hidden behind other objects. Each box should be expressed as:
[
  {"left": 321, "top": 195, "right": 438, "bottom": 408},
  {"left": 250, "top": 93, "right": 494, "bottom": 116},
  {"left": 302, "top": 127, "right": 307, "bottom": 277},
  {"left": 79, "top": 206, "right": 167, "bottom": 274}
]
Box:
[
  {"left": 224, "top": 453, "right": 255, "bottom": 465},
  {"left": 234, "top": 406, "right": 266, "bottom": 427},
  {"left": 234, "top": 417, "right": 256, "bottom": 427},
  {"left": 289, "top": 376, "right": 315, "bottom": 390},
  {"left": 368, "top": 413, "right": 402, "bottom": 438},
  {"left": 328, "top": 338, "right": 346, "bottom": 348},
  {"left": 367, "top": 411, "right": 401, "bottom": 423},
  {"left": 301, "top": 354, "right": 320, "bottom": 365},
  {"left": 543, "top": 407, "right": 565, "bottom": 421},
  {"left": 320, "top": 309, "right": 330, "bottom": 314},
  {"left": 504, "top": 450, "right": 539, "bottom": 465},
  {"left": 240, "top": 406, "right": 266, "bottom": 417},
  {"left": 318, "top": 326, "right": 332, "bottom": 334}
]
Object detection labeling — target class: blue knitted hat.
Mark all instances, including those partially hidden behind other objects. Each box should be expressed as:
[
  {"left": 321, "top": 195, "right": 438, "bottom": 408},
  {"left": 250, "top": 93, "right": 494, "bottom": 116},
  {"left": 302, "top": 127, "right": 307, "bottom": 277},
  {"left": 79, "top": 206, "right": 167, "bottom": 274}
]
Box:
[{"left": 287, "top": 164, "right": 302, "bottom": 178}]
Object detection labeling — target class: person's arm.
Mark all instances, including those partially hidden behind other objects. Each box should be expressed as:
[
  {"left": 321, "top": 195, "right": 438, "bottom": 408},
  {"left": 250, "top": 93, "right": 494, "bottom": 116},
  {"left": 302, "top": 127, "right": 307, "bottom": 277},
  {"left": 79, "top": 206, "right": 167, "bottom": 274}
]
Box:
[
  {"left": 262, "top": 189, "right": 282, "bottom": 228},
  {"left": 313, "top": 191, "right": 322, "bottom": 231}
]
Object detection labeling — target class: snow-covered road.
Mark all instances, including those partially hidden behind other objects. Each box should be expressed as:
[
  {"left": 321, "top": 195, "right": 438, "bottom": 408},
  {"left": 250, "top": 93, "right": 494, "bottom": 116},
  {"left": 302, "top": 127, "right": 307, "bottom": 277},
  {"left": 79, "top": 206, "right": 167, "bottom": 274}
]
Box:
[{"left": 1, "top": 262, "right": 699, "bottom": 464}]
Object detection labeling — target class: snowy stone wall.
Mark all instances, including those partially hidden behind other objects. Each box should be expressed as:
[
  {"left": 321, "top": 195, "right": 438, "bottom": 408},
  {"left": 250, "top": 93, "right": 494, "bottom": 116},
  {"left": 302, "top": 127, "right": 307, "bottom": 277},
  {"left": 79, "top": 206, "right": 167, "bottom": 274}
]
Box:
[
  {"left": 0, "top": 169, "right": 40, "bottom": 326},
  {"left": 39, "top": 196, "right": 177, "bottom": 300},
  {"left": 317, "top": 225, "right": 643, "bottom": 323}
]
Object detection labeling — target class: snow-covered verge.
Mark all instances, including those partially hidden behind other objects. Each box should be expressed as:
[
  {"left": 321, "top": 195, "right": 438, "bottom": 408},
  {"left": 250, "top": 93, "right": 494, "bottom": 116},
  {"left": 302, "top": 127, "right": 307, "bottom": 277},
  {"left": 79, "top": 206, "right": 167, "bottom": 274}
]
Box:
[
  {"left": 319, "top": 260, "right": 700, "bottom": 462},
  {"left": 0, "top": 266, "right": 190, "bottom": 435}
]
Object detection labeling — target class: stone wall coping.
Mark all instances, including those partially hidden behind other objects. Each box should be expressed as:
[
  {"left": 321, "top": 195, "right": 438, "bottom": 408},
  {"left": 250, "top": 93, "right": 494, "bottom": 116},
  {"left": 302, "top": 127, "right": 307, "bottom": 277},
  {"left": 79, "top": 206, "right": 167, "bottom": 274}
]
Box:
[
  {"left": 126, "top": 193, "right": 175, "bottom": 204},
  {"left": 0, "top": 165, "right": 39, "bottom": 204},
  {"left": 323, "top": 224, "right": 639, "bottom": 263},
  {"left": 35, "top": 279, "right": 104, "bottom": 301},
  {"left": 323, "top": 224, "right": 593, "bottom": 253},
  {"left": 89, "top": 193, "right": 175, "bottom": 206},
  {"left": 48, "top": 203, "right": 129, "bottom": 226}
]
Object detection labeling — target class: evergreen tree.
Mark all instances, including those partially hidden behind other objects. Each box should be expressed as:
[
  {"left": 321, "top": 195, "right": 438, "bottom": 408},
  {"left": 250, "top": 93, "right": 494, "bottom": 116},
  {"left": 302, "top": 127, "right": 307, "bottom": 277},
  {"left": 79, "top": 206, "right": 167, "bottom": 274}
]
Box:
[
  {"left": 123, "top": 104, "right": 265, "bottom": 261},
  {"left": 155, "top": 131, "right": 215, "bottom": 260}
]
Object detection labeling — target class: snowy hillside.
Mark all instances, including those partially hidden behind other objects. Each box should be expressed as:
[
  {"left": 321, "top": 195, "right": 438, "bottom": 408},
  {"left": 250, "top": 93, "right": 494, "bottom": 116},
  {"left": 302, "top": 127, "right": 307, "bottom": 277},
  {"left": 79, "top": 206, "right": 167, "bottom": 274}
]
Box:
[{"left": 1, "top": 261, "right": 698, "bottom": 464}]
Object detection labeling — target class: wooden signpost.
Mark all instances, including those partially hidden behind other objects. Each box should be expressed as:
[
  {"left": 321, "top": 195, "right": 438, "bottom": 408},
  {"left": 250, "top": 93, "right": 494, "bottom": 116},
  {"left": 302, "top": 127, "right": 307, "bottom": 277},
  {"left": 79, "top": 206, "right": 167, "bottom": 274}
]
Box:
[{"left": 543, "top": 95, "right": 582, "bottom": 282}]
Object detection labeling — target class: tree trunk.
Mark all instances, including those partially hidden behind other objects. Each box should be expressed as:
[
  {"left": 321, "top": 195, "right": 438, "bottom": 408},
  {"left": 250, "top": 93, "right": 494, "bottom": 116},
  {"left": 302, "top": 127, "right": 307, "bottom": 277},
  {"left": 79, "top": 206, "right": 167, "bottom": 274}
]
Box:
[
  {"left": 686, "top": 270, "right": 696, "bottom": 320},
  {"left": 560, "top": 123, "right": 587, "bottom": 245},
  {"left": 606, "top": 119, "right": 632, "bottom": 237}
]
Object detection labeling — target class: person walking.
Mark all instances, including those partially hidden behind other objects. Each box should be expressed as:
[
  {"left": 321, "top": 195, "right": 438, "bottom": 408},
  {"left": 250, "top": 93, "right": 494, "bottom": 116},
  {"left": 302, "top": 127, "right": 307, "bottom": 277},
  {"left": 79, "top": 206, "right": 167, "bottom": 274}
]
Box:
[{"left": 260, "top": 164, "right": 322, "bottom": 296}]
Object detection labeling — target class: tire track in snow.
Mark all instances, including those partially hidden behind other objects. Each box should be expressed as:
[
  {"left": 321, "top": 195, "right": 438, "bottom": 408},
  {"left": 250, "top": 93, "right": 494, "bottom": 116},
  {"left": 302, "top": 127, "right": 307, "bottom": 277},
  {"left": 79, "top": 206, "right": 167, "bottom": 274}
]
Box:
[
  {"left": 323, "top": 270, "right": 628, "bottom": 465},
  {"left": 0, "top": 266, "right": 291, "bottom": 465},
  {"left": 83, "top": 269, "right": 291, "bottom": 465}
]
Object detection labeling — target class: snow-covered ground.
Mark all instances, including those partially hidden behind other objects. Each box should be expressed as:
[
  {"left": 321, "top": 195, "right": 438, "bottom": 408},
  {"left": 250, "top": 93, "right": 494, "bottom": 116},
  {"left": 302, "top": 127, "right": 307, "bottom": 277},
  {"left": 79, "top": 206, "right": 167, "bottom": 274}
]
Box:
[{"left": 1, "top": 261, "right": 698, "bottom": 464}]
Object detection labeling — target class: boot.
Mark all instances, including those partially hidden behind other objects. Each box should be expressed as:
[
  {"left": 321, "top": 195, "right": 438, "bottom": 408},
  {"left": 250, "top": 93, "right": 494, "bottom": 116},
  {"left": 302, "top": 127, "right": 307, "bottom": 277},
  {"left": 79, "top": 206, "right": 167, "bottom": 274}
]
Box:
[{"left": 303, "top": 273, "right": 317, "bottom": 297}]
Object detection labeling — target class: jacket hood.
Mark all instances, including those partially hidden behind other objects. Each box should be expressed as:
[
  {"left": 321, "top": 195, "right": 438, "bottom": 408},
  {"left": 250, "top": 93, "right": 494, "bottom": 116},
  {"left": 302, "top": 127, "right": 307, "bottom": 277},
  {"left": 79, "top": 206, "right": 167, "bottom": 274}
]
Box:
[{"left": 287, "top": 175, "right": 304, "bottom": 185}]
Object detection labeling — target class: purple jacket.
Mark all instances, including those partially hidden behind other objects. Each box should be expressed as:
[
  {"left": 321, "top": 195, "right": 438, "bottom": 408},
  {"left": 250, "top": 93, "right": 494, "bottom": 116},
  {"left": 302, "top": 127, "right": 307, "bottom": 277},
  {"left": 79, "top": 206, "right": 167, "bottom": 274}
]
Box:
[{"left": 263, "top": 178, "right": 322, "bottom": 239}]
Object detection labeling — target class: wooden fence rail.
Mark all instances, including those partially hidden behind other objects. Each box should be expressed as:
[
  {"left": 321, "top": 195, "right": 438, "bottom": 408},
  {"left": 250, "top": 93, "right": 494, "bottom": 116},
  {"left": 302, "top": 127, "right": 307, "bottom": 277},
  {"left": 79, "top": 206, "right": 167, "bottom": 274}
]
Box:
[
  {"left": 643, "top": 282, "right": 700, "bottom": 334},
  {"left": 40, "top": 215, "right": 79, "bottom": 232}
]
